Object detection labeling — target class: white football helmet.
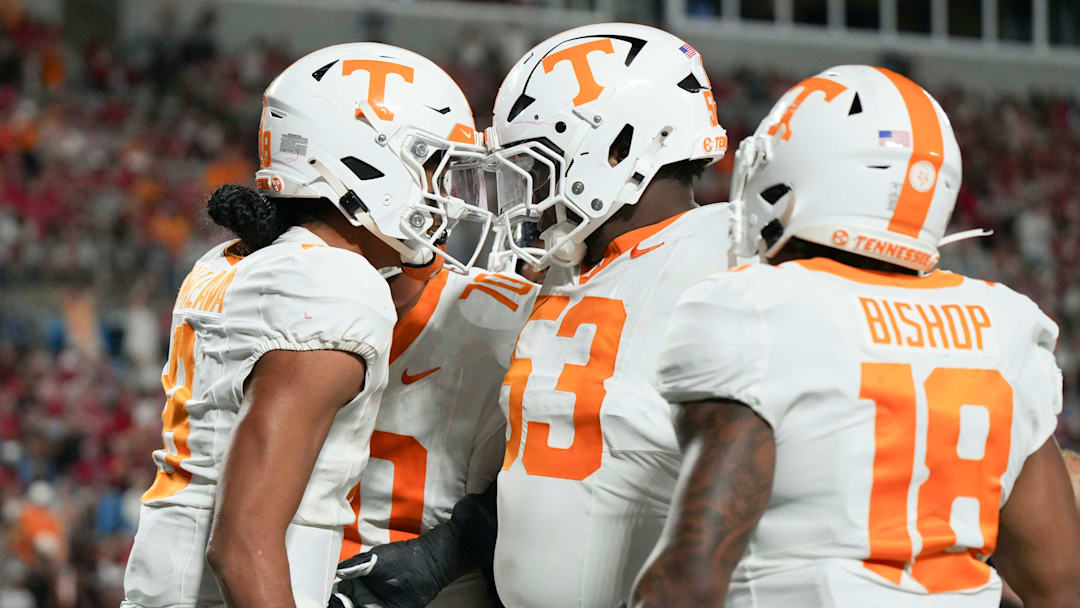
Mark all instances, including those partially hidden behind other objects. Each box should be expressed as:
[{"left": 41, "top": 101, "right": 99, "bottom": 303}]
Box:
[
  {"left": 487, "top": 23, "right": 728, "bottom": 268},
  {"left": 731, "top": 65, "right": 966, "bottom": 273},
  {"left": 255, "top": 42, "right": 491, "bottom": 273}
]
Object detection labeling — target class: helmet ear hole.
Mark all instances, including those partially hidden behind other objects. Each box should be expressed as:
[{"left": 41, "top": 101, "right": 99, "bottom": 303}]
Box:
[
  {"left": 341, "top": 157, "right": 385, "bottom": 181},
  {"left": 759, "top": 183, "right": 791, "bottom": 205},
  {"left": 608, "top": 124, "right": 634, "bottom": 167},
  {"left": 676, "top": 73, "right": 705, "bottom": 93}
]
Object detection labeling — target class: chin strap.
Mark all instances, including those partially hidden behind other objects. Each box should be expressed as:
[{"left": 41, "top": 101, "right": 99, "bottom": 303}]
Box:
[
  {"left": 939, "top": 228, "right": 994, "bottom": 247},
  {"left": 614, "top": 126, "right": 674, "bottom": 207},
  {"left": 540, "top": 223, "right": 586, "bottom": 268},
  {"left": 401, "top": 246, "right": 445, "bottom": 280}
]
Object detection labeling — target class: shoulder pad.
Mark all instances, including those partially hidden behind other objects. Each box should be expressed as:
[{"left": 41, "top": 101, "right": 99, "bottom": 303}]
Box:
[{"left": 455, "top": 271, "right": 538, "bottom": 330}]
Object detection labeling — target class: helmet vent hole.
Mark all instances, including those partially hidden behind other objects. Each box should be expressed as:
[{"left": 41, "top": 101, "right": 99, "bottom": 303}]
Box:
[
  {"left": 269, "top": 110, "right": 284, "bottom": 119},
  {"left": 677, "top": 74, "right": 705, "bottom": 93},
  {"left": 340, "top": 156, "right": 385, "bottom": 181},
  {"left": 555, "top": 121, "right": 567, "bottom": 133},
  {"left": 866, "top": 165, "right": 890, "bottom": 170},
  {"left": 848, "top": 93, "right": 863, "bottom": 116},
  {"left": 761, "top": 220, "right": 784, "bottom": 248},
  {"left": 608, "top": 124, "right": 634, "bottom": 167},
  {"left": 312, "top": 60, "right": 339, "bottom": 82},
  {"left": 506, "top": 94, "right": 536, "bottom": 122},
  {"left": 759, "top": 184, "right": 791, "bottom": 205}
]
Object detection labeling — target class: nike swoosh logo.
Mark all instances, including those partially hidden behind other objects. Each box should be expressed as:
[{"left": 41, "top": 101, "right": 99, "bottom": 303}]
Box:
[
  {"left": 401, "top": 366, "right": 441, "bottom": 385},
  {"left": 630, "top": 241, "right": 665, "bottom": 259}
]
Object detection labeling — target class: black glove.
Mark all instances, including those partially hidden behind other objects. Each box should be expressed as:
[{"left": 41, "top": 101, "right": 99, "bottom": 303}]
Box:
[
  {"left": 329, "top": 580, "right": 386, "bottom": 608},
  {"left": 332, "top": 482, "right": 499, "bottom": 608}
]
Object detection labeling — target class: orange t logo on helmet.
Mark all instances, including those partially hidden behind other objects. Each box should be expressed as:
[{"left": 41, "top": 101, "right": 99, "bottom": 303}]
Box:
[
  {"left": 767, "top": 76, "right": 847, "bottom": 141},
  {"left": 342, "top": 59, "right": 415, "bottom": 121},
  {"left": 541, "top": 39, "right": 615, "bottom": 106}
]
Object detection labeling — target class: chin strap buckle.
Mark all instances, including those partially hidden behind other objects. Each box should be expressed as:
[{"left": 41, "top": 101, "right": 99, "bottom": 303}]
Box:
[{"left": 308, "top": 157, "right": 369, "bottom": 218}]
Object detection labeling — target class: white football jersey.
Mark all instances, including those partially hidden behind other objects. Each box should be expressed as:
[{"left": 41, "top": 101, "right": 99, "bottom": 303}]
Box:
[
  {"left": 656, "top": 257, "right": 1063, "bottom": 607},
  {"left": 125, "top": 226, "right": 394, "bottom": 607},
  {"left": 495, "top": 204, "right": 735, "bottom": 608},
  {"left": 341, "top": 269, "right": 537, "bottom": 607}
]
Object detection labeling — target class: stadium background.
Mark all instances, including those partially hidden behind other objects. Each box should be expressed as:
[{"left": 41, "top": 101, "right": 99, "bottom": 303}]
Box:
[{"left": 0, "top": 0, "right": 1077, "bottom": 605}]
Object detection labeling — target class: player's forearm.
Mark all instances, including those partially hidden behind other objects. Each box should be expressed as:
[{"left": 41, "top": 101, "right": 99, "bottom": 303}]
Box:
[
  {"left": 995, "top": 438, "right": 1080, "bottom": 608},
  {"left": 631, "top": 400, "right": 775, "bottom": 608},
  {"left": 628, "top": 449, "right": 743, "bottom": 608},
  {"left": 631, "top": 545, "right": 729, "bottom": 608},
  {"left": 207, "top": 533, "right": 295, "bottom": 608}
]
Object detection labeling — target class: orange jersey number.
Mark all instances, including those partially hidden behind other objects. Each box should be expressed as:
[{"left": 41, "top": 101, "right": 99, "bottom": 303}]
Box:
[
  {"left": 861, "top": 363, "right": 1012, "bottom": 591},
  {"left": 342, "top": 431, "right": 429, "bottom": 560},
  {"left": 142, "top": 322, "right": 197, "bottom": 503},
  {"left": 503, "top": 295, "right": 626, "bottom": 481},
  {"left": 459, "top": 273, "right": 534, "bottom": 312}
]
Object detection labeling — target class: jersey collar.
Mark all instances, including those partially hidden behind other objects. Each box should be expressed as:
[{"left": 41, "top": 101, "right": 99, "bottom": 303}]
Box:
[
  {"left": 792, "top": 257, "right": 964, "bottom": 289},
  {"left": 390, "top": 269, "right": 450, "bottom": 365},
  {"left": 275, "top": 225, "right": 330, "bottom": 248},
  {"left": 578, "top": 210, "right": 688, "bottom": 285}
]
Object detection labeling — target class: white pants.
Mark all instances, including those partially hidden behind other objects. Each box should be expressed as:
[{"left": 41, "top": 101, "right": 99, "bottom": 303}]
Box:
[{"left": 123, "top": 503, "right": 342, "bottom": 608}]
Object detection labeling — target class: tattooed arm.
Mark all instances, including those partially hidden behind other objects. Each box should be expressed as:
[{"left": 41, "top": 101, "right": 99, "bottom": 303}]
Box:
[{"left": 629, "top": 398, "right": 775, "bottom": 608}]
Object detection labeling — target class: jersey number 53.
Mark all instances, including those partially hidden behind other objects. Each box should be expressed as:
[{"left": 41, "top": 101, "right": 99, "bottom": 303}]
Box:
[{"left": 502, "top": 295, "right": 626, "bottom": 481}]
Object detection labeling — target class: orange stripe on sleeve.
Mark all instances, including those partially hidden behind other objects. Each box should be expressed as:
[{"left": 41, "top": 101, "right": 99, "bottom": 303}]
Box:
[{"left": 875, "top": 68, "right": 944, "bottom": 238}]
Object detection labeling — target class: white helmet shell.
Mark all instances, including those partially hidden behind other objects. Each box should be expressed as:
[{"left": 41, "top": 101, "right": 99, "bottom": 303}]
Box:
[
  {"left": 731, "top": 65, "right": 962, "bottom": 273},
  {"left": 255, "top": 42, "right": 491, "bottom": 273},
  {"left": 488, "top": 23, "right": 727, "bottom": 268}
]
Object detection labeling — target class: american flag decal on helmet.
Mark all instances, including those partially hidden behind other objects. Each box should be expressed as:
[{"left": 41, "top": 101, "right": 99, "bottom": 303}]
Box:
[
  {"left": 878, "top": 130, "right": 912, "bottom": 148},
  {"left": 679, "top": 43, "right": 698, "bottom": 58}
]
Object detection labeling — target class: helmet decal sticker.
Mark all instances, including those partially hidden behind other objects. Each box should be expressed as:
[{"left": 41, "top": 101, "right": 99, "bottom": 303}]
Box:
[
  {"left": 541, "top": 39, "right": 616, "bottom": 106},
  {"left": 875, "top": 67, "right": 944, "bottom": 238},
  {"left": 447, "top": 123, "right": 477, "bottom": 144},
  {"left": 341, "top": 59, "right": 415, "bottom": 121},
  {"left": 260, "top": 130, "right": 271, "bottom": 169},
  {"left": 703, "top": 90, "right": 719, "bottom": 126},
  {"left": 878, "top": 130, "right": 912, "bottom": 148},
  {"left": 505, "top": 34, "right": 647, "bottom": 122},
  {"left": 767, "top": 76, "right": 847, "bottom": 141}
]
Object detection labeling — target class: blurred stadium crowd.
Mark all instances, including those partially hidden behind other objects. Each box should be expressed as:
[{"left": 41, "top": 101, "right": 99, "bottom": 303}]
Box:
[{"left": 0, "top": 5, "right": 1078, "bottom": 607}]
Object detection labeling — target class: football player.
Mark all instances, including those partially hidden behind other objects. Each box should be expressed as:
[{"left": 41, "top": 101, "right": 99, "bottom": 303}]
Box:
[
  {"left": 330, "top": 23, "right": 733, "bottom": 608},
  {"left": 334, "top": 262, "right": 537, "bottom": 608},
  {"left": 484, "top": 23, "right": 732, "bottom": 608},
  {"left": 633, "top": 65, "right": 1080, "bottom": 607},
  {"left": 122, "top": 43, "right": 490, "bottom": 608}
]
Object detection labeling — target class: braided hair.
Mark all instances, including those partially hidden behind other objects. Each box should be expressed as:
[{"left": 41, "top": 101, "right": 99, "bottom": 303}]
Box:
[{"left": 207, "top": 184, "right": 329, "bottom": 254}]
